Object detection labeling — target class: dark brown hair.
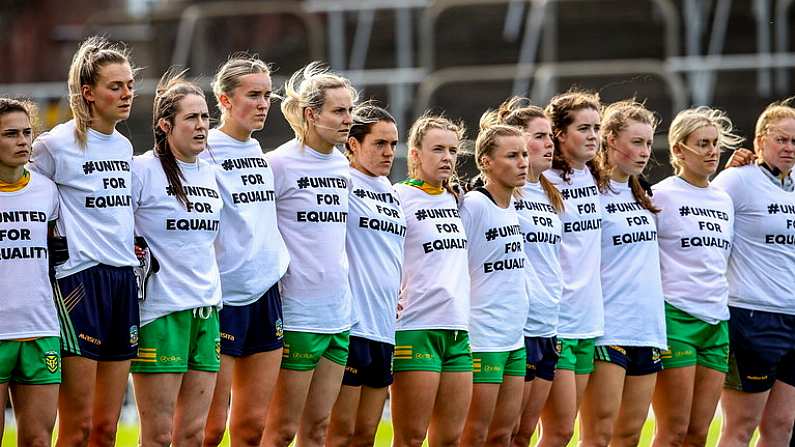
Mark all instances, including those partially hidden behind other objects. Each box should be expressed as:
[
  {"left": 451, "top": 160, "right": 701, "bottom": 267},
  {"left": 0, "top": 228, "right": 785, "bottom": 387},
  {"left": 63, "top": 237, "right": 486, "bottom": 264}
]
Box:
[
  {"left": 545, "top": 90, "right": 607, "bottom": 189},
  {"left": 152, "top": 69, "right": 205, "bottom": 208}
]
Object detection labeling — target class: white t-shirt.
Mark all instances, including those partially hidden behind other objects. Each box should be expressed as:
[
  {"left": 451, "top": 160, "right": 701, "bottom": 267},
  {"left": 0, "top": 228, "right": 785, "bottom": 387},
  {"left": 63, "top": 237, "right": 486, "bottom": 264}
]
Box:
[
  {"left": 131, "top": 151, "right": 223, "bottom": 326},
  {"left": 201, "top": 129, "right": 289, "bottom": 306},
  {"left": 265, "top": 139, "right": 352, "bottom": 333},
  {"left": 542, "top": 168, "right": 603, "bottom": 338},
  {"left": 515, "top": 181, "right": 562, "bottom": 338},
  {"left": 713, "top": 165, "right": 795, "bottom": 315},
  {"left": 29, "top": 120, "right": 138, "bottom": 278},
  {"left": 653, "top": 176, "right": 734, "bottom": 324},
  {"left": 597, "top": 181, "right": 666, "bottom": 349},
  {"left": 394, "top": 183, "right": 470, "bottom": 331},
  {"left": 347, "top": 169, "right": 406, "bottom": 344},
  {"left": 0, "top": 172, "right": 60, "bottom": 339},
  {"left": 461, "top": 190, "right": 529, "bottom": 351}
]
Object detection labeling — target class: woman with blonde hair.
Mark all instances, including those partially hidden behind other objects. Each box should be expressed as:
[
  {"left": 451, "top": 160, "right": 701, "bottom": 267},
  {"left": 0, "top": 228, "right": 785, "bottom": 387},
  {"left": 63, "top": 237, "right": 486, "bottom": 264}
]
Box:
[
  {"left": 713, "top": 99, "right": 795, "bottom": 447},
  {"left": 580, "top": 100, "right": 666, "bottom": 447},
  {"left": 391, "top": 113, "right": 472, "bottom": 447},
  {"left": 30, "top": 36, "right": 139, "bottom": 447},
  {"left": 459, "top": 120, "right": 530, "bottom": 447},
  {"left": 479, "top": 97, "right": 564, "bottom": 447},
  {"left": 651, "top": 106, "right": 741, "bottom": 447},
  {"left": 261, "top": 62, "right": 356, "bottom": 447},
  {"left": 201, "top": 54, "right": 290, "bottom": 447}
]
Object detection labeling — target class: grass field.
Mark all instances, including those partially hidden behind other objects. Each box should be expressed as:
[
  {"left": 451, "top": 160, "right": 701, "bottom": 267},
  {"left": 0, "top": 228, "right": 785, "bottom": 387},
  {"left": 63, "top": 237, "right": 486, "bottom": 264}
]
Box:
[{"left": 2, "top": 416, "right": 731, "bottom": 446}]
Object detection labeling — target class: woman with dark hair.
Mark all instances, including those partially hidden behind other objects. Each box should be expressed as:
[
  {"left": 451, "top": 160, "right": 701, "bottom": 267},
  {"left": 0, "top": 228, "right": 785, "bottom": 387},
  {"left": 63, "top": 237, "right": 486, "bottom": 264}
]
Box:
[
  {"left": 326, "top": 104, "right": 405, "bottom": 447},
  {"left": 0, "top": 97, "right": 60, "bottom": 447},
  {"left": 538, "top": 90, "right": 606, "bottom": 447},
  {"left": 130, "top": 71, "right": 222, "bottom": 446}
]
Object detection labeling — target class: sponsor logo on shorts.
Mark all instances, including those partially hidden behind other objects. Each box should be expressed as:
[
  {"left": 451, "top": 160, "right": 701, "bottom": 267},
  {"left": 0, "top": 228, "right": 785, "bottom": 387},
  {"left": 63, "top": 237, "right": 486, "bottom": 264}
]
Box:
[
  {"left": 652, "top": 348, "right": 661, "bottom": 363},
  {"left": 78, "top": 333, "right": 102, "bottom": 346},
  {"left": 221, "top": 332, "right": 235, "bottom": 341},
  {"left": 745, "top": 375, "right": 769, "bottom": 381},
  {"left": 43, "top": 351, "right": 59, "bottom": 374},
  {"left": 345, "top": 366, "right": 359, "bottom": 375},
  {"left": 484, "top": 364, "right": 502, "bottom": 373},
  {"left": 555, "top": 340, "right": 562, "bottom": 354},
  {"left": 526, "top": 362, "right": 537, "bottom": 370},
  {"left": 274, "top": 318, "right": 283, "bottom": 339},
  {"left": 609, "top": 345, "right": 627, "bottom": 356},
  {"left": 129, "top": 325, "right": 139, "bottom": 346}
]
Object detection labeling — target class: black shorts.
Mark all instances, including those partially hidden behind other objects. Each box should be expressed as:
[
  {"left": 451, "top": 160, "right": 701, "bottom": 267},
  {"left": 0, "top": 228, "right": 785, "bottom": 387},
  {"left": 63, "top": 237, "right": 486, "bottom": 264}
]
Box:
[
  {"left": 342, "top": 336, "right": 394, "bottom": 388},
  {"left": 54, "top": 264, "right": 140, "bottom": 361},
  {"left": 219, "top": 283, "right": 284, "bottom": 357},
  {"left": 524, "top": 336, "right": 559, "bottom": 382},
  {"left": 595, "top": 345, "right": 663, "bottom": 376},
  {"left": 725, "top": 306, "right": 795, "bottom": 393}
]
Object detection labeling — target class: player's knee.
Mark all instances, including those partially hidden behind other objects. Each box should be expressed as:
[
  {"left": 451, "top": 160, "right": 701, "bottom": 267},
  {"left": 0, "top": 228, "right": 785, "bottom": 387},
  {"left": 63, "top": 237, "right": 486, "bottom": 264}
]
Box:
[
  {"left": 465, "top": 429, "right": 488, "bottom": 447},
  {"left": 684, "top": 428, "right": 710, "bottom": 447},
  {"left": 202, "top": 425, "right": 226, "bottom": 447},
  {"left": 266, "top": 425, "right": 298, "bottom": 447},
  {"left": 90, "top": 419, "right": 120, "bottom": 447},
  {"left": 230, "top": 418, "right": 265, "bottom": 446},
  {"left": 303, "top": 417, "right": 331, "bottom": 445},
  {"left": 758, "top": 414, "right": 792, "bottom": 444},
  {"left": 351, "top": 429, "right": 378, "bottom": 447},
  {"left": 511, "top": 430, "right": 533, "bottom": 447},
  {"left": 147, "top": 430, "right": 173, "bottom": 447},
  {"left": 485, "top": 428, "right": 513, "bottom": 447},
  {"left": 612, "top": 430, "right": 642, "bottom": 447},
  {"left": 328, "top": 429, "right": 355, "bottom": 447},
  {"left": 543, "top": 423, "right": 574, "bottom": 446},
  {"left": 177, "top": 428, "right": 206, "bottom": 447},
  {"left": 720, "top": 414, "right": 756, "bottom": 445},
  {"left": 59, "top": 419, "right": 92, "bottom": 447},
  {"left": 393, "top": 429, "right": 428, "bottom": 447},
  {"left": 18, "top": 431, "right": 54, "bottom": 447}
]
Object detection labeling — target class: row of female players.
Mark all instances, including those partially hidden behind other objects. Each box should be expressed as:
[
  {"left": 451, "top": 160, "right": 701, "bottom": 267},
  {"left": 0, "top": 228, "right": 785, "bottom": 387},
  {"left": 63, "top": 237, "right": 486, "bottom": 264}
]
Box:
[{"left": 1, "top": 35, "right": 795, "bottom": 447}]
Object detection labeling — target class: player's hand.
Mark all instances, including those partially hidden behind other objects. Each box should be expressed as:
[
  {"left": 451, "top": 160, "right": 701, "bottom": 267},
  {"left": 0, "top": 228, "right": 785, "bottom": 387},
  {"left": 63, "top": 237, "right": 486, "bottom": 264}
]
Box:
[{"left": 725, "top": 148, "right": 756, "bottom": 168}]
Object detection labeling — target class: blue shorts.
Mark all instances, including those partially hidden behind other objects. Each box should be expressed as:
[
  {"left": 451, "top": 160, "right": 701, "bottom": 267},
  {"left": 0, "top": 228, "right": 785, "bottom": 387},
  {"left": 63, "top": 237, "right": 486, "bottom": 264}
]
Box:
[
  {"left": 524, "top": 336, "right": 559, "bottom": 382},
  {"left": 342, "top": 336, "right": 394, "bottom": 388},
  {"left": 595, "top": 345, "right": 663, "bottom": 376},
  {"left": 219, "top": 284, "right": 284, "bottom": 357},
  {"left": 54, "top": 264, "right": 140, "bottom": 361},
  {"left": 725, "top": 306, "right": 795, "bottom": 393}
]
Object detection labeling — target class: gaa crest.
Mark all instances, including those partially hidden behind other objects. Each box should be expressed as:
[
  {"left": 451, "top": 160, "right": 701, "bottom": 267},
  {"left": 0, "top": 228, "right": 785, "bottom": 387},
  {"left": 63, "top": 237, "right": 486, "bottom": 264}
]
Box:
[{"left": 44, "top": 351, "right": 59, "bottom": 374}]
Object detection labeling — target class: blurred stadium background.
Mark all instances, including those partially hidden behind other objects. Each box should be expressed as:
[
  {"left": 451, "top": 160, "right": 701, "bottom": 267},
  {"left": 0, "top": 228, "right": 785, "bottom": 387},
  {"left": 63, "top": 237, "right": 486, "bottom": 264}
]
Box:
[
  {"left": 2, "top": 0, "right": 795, "bottom": 182},
  {"left": 1, "top": 0, "right": 792, "bottom": 444}
]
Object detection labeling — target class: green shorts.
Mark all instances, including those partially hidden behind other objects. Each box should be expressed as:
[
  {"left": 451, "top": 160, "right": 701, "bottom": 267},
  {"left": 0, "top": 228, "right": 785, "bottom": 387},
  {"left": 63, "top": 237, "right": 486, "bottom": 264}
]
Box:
[
  {"left": 393, "top": 329, "right": 472, "bottom": 373},
  {"left": 661, "top": 303, "right": 729, "bottom": 373},
  {"left": 131, "top": 307, "right": 221, "bottom": 374},
  {"left": 281, "top": 330, "right": 350, "bottom": 371},
  {"left": 0, "top": 337, "right": 61, "bottom": 384},
  {"left": 472, "top": 348, "right": 526, "bottom": 383},
  {"left": 556, "top": 338, "right": 596, "bottom": 374}
]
